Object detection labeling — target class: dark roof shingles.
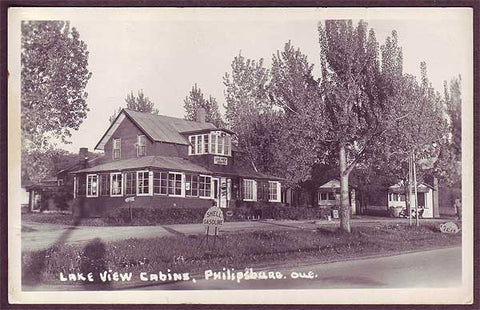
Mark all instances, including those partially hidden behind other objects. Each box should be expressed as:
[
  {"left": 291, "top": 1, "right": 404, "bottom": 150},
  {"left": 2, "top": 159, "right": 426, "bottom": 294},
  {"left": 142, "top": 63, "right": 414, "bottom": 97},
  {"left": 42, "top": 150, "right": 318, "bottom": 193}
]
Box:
[{"left": 125, "top": 109, "right": 215, "bottom": 145}]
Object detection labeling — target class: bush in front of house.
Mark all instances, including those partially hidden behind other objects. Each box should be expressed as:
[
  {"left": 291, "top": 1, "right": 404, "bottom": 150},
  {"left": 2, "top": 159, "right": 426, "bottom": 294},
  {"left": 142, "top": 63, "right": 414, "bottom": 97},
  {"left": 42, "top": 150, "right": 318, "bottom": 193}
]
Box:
[
  {"left": 231, "top": 202, "right": 333, "bottom": 221},
  {"left": 105, "top": 206, "right": 208, "bottom": 225}
]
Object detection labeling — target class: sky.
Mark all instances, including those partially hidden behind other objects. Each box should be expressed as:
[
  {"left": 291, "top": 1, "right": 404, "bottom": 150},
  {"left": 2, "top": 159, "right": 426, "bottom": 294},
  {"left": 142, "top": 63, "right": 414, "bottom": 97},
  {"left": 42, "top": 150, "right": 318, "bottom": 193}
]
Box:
[{"left": 9, "top": 8, "right": 473, "bottom": 154}]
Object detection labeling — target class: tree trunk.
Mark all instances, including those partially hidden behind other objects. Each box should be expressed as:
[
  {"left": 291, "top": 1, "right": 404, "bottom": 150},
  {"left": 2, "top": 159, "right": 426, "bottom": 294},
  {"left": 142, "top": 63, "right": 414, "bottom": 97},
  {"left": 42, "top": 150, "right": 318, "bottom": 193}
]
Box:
[{"left": 339, "top": 144, "right": 351, "bottom": 233}]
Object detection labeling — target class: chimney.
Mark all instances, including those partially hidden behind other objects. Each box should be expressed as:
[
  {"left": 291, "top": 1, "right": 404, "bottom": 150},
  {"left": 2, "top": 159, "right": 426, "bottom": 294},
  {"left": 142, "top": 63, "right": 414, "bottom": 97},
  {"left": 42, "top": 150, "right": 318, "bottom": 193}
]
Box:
[
  {"left": 196, "top": 107, "right": 206, "bottom": 123},
  {"left": 79, "top": 147, "right": 88, "bottom": 168}
]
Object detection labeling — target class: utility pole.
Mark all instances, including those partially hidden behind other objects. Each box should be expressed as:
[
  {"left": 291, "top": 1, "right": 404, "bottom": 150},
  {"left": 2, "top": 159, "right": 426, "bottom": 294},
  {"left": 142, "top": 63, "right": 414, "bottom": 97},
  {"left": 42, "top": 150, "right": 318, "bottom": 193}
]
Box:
[
  {"left": 413, "top": 152, "right": 419, "bottom": 227},
  {"left": 408, "top": 152, "right": 413, "bottom": 226}
]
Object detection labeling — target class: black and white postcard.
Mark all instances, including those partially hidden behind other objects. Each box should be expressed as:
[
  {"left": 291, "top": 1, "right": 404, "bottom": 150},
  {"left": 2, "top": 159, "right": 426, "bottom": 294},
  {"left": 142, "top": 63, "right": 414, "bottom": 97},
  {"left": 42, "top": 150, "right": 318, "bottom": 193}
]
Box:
[{"left": 7, "top": 7, "right": 474, "bottom": 305}]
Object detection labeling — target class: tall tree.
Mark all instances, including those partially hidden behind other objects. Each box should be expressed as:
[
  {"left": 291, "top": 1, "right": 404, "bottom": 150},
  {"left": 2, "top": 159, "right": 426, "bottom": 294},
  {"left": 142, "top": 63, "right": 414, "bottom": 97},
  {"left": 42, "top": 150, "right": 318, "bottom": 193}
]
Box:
[
  {"left": 317, "top": 20, "right": 388, "bottom": 232},
  {"left": 224, "top": 53, "right": 271, "bottom": 132},
  {"left": 109, "top": 89, "right": 159, "bottom": 123},
  {"left": 268, "top": 41, "right": 328, "bottom": 184},
  {"left": 183, "top": 84, "right": 225, "bottom": 127},
  {"left": 224, "top": 53, "right": 273, "bottom": 168},
  {"left": 21, "top": 21, "right": 92, "bottom": 150},
  {"left": 433, "top": 75, "right": 462, "bottom": 185}
]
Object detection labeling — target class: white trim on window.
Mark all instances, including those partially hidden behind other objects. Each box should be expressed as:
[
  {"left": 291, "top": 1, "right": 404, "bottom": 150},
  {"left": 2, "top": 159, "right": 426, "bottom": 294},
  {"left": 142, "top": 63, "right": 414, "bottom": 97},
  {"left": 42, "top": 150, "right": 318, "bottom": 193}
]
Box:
[
  {"left": 112, "top": 138, "right": 121, "bottom": 160},
  {"left": 168, "top": 171, "right": 183, "bottom": 197},
  {"left": 243, "top": 179, "right": 257, "bottom": 202},
  {"left": 136, "top": 170, "right": 150, "bottom": 196},
  {"left": 148, "top": 171, "right": 154, "bottom": 196},
  {"left": 110, "top": 172, "right": 123, "bottom": 197},
  {"left": 198, "top": 174, "right": 212, "bottom": 199},
  {"left": 268, "top": 181, "right": 281, "bottom": 202},
  {"left": 86, "top": 174, "right": 99, "bottom": 198},
  {"left": 137, "top": 135, "right": 147, "bottom": 157},
  {"left": 188, "top": 136, "right": 195, "bottom": 155}
]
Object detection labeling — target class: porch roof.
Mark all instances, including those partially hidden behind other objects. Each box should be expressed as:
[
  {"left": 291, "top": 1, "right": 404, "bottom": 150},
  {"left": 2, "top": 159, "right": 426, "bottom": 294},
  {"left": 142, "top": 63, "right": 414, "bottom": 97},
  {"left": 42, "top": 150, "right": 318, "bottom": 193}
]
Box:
[
  {"left": 70, "top": 156, "right": 283, "bottom": 181},
  {"left": 71, "top": 156, "right": 211, "bottom": 175}
]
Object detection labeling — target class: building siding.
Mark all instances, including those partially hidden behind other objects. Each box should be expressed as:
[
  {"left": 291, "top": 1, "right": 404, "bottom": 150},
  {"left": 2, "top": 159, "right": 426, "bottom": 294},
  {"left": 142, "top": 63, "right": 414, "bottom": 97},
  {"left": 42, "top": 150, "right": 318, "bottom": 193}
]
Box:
[{"left": 103, "top": 116, "right": 186, "bottom": 161}]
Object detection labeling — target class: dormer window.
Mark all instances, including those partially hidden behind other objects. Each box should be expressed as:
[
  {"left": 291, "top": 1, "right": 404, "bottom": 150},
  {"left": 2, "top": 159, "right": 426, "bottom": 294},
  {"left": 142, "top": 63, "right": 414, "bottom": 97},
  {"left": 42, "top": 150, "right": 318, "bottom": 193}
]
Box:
[
  {"left": 113, "top": 138, "right": 121, "bottom": 160},
  {"left": 188, "top": 131, "right": 231, "bottom": 156},
  {"left": 137, "top": 135, "right": 146, "bottom": 156},
  {"left": 210, "top": 131, "right": 231, "bottom": 156},
  {"left": 189, "top": 134, "right": 210, "bottom": 155}
]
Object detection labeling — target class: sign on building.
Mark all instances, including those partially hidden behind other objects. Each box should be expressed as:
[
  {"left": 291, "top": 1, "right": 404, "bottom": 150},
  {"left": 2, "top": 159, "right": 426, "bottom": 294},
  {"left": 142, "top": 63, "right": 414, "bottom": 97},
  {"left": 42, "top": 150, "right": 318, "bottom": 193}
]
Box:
[{"left": 214, "top": 156, "right": 228, "bottom": 165}]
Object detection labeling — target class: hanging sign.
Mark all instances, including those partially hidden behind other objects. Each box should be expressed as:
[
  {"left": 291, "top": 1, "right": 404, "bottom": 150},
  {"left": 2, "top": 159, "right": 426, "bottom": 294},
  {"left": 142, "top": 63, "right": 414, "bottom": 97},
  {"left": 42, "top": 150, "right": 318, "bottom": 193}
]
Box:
[{"left": 203, "top": 206, "right": 224, "bottom": 235}]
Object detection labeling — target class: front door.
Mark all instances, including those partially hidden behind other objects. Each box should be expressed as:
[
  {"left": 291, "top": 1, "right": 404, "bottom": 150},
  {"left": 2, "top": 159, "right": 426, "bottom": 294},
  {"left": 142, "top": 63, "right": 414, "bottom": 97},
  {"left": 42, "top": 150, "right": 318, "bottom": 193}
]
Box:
[{"left": 212, "top": 178, "right": 220, "bottom": 207}]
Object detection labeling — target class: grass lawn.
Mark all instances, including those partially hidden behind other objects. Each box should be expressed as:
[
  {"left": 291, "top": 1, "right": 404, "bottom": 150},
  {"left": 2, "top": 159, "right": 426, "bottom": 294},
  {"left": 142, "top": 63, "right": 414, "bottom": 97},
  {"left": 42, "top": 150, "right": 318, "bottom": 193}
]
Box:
[{"left": 22, "top": 222, "right": 461, "bottom": 287}]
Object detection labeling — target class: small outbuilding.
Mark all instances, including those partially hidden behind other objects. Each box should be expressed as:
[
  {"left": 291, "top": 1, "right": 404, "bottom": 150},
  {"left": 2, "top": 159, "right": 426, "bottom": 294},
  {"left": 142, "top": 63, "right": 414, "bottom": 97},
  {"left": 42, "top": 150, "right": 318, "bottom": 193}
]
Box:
[
  {"left": 317, "top": 179, "right": 357, "bottom": 215},
  {"left": 388, "top": 182, "right": 439, "bottom": 218}
]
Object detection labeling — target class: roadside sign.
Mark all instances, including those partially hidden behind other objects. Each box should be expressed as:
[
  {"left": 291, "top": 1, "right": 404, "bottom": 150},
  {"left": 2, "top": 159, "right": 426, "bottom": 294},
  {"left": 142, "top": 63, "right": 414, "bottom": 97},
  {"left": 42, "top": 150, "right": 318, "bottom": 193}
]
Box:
[
  {"left": 440, "top": 222, "right": 460, "bottom": 234},
  {"left": 203, "top": 206, "right": 224, "bottom": 235},
  {"left": 125, "top": 197, "right": 135, "bottom": 203},
  {"left": 332, "top": 209, "right": 339, "bottom": 219}
]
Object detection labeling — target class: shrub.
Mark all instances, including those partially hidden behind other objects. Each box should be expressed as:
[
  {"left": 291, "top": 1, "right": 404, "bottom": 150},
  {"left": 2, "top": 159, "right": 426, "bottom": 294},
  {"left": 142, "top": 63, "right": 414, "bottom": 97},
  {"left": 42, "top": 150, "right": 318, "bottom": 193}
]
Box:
[
  {"left": 231, "top": 202, "right": 333, "bottom": 221},
  {"left": 105, "top": 206, "right": 207, "bottom": 225}
]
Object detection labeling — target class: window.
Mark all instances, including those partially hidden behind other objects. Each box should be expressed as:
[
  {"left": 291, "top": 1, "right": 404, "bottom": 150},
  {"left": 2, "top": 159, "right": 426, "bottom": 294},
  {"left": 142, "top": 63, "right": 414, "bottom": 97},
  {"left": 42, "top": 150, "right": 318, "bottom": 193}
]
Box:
[
  {"left": 137, "top": 135, "right": 146, "bottom": 156},
  {"left": 209, "top": 132, "right": 231, "bottom": 156},
  {"left": 210, "top": 134, "right": 217, "bottom": 154},
  {"left": 400, "top": 194, "right": 406, "bottom": 201},
  {"left": 224, "top": 136, "right": 231, "bottom": 156},
  {"left": 168, "top": 172, "right": 182, "bottom": 196},
  {"left": 77, "top": 176, "right": 86, "bottom": 196},
  {"left": 113, "top": 138, "right": 121, "bottom": 160},
  {"left": 57, "top": 179, "right": 64, "bottom": 186},
  {"left": 111, "top": 173, "right": 123, "bottom": 196},
  {"left": 189, "top": 136, "right": 195, "bottom": 155},
  {"left": 125, "top": 172, "right": 136, "bottom": 196},
  {"left": 218, "top": 135, "right": 224, "bottom": 154},
  {"left": 99, "top": 174, "right": 110, "bottom": 196},
  {"left": 153, "top": 171, "right": 169, "bottom": 195},
  {"left": 137, "top": 171, "right": 150, "bottom": 195},
  {"left": 186, "top": 174, "right": 199, "bottom": 197},
  {"left": 86, "top": 174, "right": 98, "bottom": 197},
  {"left": 320, "top": 193, "right": 328, "bottom": 201},
  {"left": 242, "top": 179, "right": 256, "bottom": 201},
  {"left": 328, "top": 192, "right": 335, "bottom": 200},
  {"left": 199, "top": 175, "right": 211, "bottom": 198},
  {"left": 269, "top": 181, "right": 280, "bottom": 202},
  {"left": 203, "top": 134, "right": 209, "bottom": 154},
  {"left": 196, "top": 135, "right": 203, "bottom": 154}
]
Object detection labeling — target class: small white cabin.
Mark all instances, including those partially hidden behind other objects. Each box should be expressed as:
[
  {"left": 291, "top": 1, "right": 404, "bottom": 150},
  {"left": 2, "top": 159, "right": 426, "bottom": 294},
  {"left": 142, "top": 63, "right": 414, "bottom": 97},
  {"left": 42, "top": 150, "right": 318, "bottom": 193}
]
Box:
[
  {"left": 388, "top": 182, "right": 436, "bottom": 218},
  {"left": 317, "top": 179, "right": 356, "bottom": 215}
]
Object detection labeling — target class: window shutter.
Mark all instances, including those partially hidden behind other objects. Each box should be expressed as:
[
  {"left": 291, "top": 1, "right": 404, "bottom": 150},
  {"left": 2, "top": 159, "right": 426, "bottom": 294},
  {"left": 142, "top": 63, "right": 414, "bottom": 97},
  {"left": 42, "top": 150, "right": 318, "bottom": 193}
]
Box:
[{"left": 253, "top": 180, "right": 257, "bottom": 202}]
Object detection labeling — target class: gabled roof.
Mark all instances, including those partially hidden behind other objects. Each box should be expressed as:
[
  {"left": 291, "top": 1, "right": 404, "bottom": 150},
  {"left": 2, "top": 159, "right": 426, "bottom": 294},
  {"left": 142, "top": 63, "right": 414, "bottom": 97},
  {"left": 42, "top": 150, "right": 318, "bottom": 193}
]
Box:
[
  {"left": 388, "top": 182, "right": 434, "bottom": 193},
  {"left": 95, "top": 109, "right": 216, "bottom": 150}
]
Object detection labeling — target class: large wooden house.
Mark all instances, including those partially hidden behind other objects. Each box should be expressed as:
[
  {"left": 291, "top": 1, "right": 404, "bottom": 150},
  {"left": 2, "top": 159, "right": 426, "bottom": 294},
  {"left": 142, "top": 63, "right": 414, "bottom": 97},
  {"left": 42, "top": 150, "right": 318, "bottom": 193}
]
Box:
[{"left": 71, "top": 109, "right": 284, "bottom": 217}]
